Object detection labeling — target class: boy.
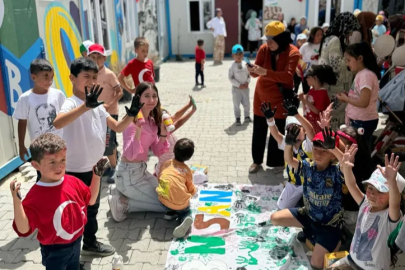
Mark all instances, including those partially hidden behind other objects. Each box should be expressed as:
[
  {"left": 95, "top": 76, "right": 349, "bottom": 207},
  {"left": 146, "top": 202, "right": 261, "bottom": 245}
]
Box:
[
  {"left": 118, "top": 37, "right": 154, "bottom": 94},
  {"left": 372, "top": 15, "right": 387, "bottom": 44},
  {"left": 80, "top": 40, "right": 94, "bottom": 57},
  {"left": 156, "top": 138, "right": 197, "bottom": 238},
  {"left": 11, "top": 133, "right": 109, "bottom": 270},
  {"left": 13, "top": 58, "right": 66, "bottom": 162},
  {"left": 195, "top": 39, "right": 206, "bottom": 87},
  {"left": 53, "top": 57, "right": 143, "bottom": 256},
  {"left": 88, "top": 43, "right": 123, "bottom": 183},
  {"left": 271, "top": 127, "right": 344, "bottom": 270},
  {"left": 228, "top": 44, "right": 251, "bottom": 126}
]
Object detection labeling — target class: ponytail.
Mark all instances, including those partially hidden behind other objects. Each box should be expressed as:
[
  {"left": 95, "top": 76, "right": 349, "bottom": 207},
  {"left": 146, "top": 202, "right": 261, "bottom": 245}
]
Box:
[{"left": 345, "top": 42, "right": 381, "bottom": 79}]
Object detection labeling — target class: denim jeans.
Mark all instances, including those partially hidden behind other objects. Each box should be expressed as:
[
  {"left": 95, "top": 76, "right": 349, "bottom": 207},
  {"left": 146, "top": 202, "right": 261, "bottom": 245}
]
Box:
[
  {"left": 349, "top": 118, "right": 378, "bottom": 149},
  {"left": 40, "top": 236, "right": 81, "bottom": 270},
  {"left": 163, "top": 205, "right": 191, "bottom": 221},
  {"left": 115, "top": 161, "right": 166, "bottom": 213}
]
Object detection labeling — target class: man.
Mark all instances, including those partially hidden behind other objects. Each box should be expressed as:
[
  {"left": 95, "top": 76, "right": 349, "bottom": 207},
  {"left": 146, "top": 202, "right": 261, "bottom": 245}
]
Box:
[{"left": 207, "top": 8, "right": 227, "bottom": 65}]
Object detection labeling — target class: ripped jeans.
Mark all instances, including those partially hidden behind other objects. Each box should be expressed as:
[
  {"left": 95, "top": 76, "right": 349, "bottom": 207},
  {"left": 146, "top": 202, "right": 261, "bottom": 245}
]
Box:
[{"left": 115, "top": 161, "right": 166, "bottom": 213}]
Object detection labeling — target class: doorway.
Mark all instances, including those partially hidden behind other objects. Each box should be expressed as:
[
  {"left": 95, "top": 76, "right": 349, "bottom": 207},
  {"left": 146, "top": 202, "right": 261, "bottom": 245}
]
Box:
[{"left": 241, "top": 0, "right": 262, "bottom": 54}]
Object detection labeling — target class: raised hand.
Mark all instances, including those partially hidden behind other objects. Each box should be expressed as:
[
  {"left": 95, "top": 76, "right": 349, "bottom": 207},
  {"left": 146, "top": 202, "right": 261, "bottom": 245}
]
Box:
[
  {"left": 93, "top": 158, "right": 110, "bottom": 177},
  {"left": 342, "top": 144, "right": 358, "bottom": 169},
  {"left": 125, "top": 95, "right": 144, "bottom": 117},
  {"left": 322, "top": 127, "right": 337, "bottom": 149},
  {"left": 317, "top": 104, "right": 333, "bottom": 129},
  {"left": 260, "top": 102, "right": 277, "bottom": 119},
  {"left": 378, "top": 153, "right": 402, "bottom": 182},
  {"left": 10, "top": 179, "right": 22, "bottom": 200},
  {"left": 283, "top": 99, "right": 298, "bottom": 116},
  {"left": 189, "top": 95, "right": 197, "bottom": 110},
  {"left": 285, "top": 125, "right": 301, "bottom": 145},
  {"left": 85, "top": 84, "right": 104, "bottom": 108}
]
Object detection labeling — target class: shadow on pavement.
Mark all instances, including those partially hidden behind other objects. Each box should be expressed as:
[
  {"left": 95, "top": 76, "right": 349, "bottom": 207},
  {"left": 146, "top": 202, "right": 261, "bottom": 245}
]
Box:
[{"left": 224, "top": 122, "right": 250, "bottom": 135}]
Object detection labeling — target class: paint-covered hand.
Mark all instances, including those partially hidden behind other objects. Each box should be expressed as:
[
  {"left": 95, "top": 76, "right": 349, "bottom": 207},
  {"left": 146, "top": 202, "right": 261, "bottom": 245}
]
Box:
[
  {"left": 285, "top": 125, "right": 301, "bottom": 145},
  {"left": 283, "top": 99, "right": 298, "bottom": 116},
  {"left": 10, "top": 179, "right": 22, "bottom": 200},
  {"left": 125, "top": 94, "right": 144, "bottom": 117},
  {"left": 93, "top": 158, "right": 110, "bottom": 177},
  {"left": 260, "top": 102, "right": 277, "bottom": 119},
  {"left": 85, "top": 84, "right": 104, "bottom": 108},
  {"left": 322, "top": 127, "right": 337, "bottom": 149}
]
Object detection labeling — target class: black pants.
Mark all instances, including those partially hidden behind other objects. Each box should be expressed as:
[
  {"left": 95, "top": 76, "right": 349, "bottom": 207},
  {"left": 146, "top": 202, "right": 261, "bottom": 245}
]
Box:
[
  {"left": 248, "top": 40, "right": 259, "bottom": 54},
  {"left": 252, "top": 115, "right": 286, "bottom": 167},
  {"left": 195, "top": 63, "right": 204, "bottom": 85},
  {"left": 294, "top": 73, "right": 310, "bottom": 95},
  {"left": 40, "top": 236, "right": 81, "bottom": 270},
  {"left": 66, "top": 171, "right": 99, "bottom": 246}
]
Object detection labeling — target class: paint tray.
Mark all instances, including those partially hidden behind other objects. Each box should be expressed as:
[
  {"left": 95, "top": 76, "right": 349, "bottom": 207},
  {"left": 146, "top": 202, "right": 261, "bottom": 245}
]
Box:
[
  {"left": 190, "top": 164, "right": 208, "bottom": 174},
  {"left": 323, "top": 251, "right": 349, "bottom": 269}
]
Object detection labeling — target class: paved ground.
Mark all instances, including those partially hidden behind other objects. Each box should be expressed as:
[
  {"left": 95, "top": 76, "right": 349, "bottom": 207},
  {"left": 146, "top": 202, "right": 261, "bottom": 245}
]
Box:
[{"left": 0, "top": 59, "right": 403, "bottom": 270}]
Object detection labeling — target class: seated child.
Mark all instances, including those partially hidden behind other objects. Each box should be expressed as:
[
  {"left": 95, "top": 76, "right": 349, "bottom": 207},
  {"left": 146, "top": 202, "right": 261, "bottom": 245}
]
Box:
[
  {"left": 333, "top": 149, "right": 405, "bottom": 270},
  {"left": 260, "top": 100, "right": 315, "bottom": 209},
  {"left": 11, "top": 133, "right": 109, "bottom": 270},
  {"left": 271, "top": 127, "right": 344, "bottom": 270},
  {"left": 156, "top": 138, "right": 197, "bottom": 238}
]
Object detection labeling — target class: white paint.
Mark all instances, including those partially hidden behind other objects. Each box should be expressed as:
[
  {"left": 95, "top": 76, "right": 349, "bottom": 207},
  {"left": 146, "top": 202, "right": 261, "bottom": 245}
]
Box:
[
  {"left": 138, "top": 68, "right": 149, "bottom": 83},
  {"left": 5, "top": 59, "right": 23, "bottom": 112},
  {"left": 53, "top": 201, "right": 85, "bottom": 241},
  {"left": 181, "top": 260, "right": 228, "bottom": 270}
]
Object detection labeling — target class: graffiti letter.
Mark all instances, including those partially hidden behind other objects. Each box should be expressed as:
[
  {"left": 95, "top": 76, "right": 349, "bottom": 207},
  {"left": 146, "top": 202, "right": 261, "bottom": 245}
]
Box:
[
  {"left": 5, "top": 59, "right": 22, "bottom": 112},
  {"left": 194, "top": 214, "right": 230, "bottom": 230},
  {"left": 185, "top": 236, "right": 225, "bottom": 255},
  {"left": 199, "top": 190, "right": 232, "bottom": 202},
  {"left": 197, "top": 205, "right": 231, "bottom": 217}
]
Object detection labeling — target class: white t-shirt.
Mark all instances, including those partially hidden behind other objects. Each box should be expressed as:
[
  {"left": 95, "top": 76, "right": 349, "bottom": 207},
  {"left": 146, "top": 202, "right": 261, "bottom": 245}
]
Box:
[
  {"left": 206, "top": 17, "right": 227, "bottom": 37},
  {"left": 13, "top": 88, "right": 66, "bottom": 141},
  {"left": 351, "top": 197, "right": 401, "bottom": 270},
  {"left": 278, "top": 135, "right": 313, "bottom": 154},
  {"left": 299, "top": 42, "right": 321, "bottom": 66},
  {"left": 59, "top": 95, "right": 110, "bottom": 173}
]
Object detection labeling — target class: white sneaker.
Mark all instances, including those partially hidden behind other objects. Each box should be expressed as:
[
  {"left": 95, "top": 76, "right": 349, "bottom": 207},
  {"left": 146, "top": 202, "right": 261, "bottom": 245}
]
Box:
[
  {"left": 108, "top": 195, "right": 127, "bottom": 222},
  {"left": 173, "top": 217, "right": 193, "bottom": 238}
]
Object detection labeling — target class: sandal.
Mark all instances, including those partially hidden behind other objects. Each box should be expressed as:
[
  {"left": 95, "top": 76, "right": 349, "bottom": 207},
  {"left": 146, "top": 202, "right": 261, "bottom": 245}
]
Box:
[{"left": 249, "top": 163, "right": 261, "bottom": 173}]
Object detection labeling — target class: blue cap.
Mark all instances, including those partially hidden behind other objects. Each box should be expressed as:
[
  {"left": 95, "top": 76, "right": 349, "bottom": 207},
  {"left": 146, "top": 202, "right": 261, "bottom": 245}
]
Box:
[{"left": 232, "top": 44, "right": 244, "bottom": 54}]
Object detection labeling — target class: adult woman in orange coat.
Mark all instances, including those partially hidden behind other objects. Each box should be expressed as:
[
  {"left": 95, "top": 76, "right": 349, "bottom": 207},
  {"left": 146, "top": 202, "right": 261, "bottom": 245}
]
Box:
[{"left": 248, "top": 21, "right": 300, "bottom": 173}]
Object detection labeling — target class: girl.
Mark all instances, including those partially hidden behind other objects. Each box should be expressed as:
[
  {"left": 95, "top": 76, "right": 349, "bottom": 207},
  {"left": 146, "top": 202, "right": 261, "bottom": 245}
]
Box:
[
  {"left": 108, "top": 82, "right": 169, "bottom": 222},
  {"left": 335, "top": 148, "right": 405, "bottom": 270},
  {"left": 245, "top": 11, "right": 262, "bottom": 56},
  {"left": 337, "top": 42, "right": 380, "bottom": 147},
  {"left": 300, "top": 65, "right": 336, "bottom": 134},
  {"left": 294, "top": 16, "right": 308, "bottom": 45}
]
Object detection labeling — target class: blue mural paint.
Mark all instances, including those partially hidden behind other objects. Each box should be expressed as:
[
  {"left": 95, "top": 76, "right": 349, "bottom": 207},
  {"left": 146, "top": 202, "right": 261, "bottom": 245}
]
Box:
[
  {"left": 199, "top": 190, "right": 233, "bottom": 203},
  {"left": 114, "top": 0, "right": 123, "bottom": 59},
  {"left": 60, "top": 29, "right": 75, "bottom": 66}
]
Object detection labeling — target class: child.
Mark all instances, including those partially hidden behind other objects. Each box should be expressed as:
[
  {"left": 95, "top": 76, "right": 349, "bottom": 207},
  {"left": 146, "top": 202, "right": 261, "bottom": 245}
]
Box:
[
  {"left": 296, "top": 33, "right": 307, "bottom": 49},
  {"left": 53, "top": 57, "right": 142, "bottom": 256},
  {"left": 156, "top": 138, "right": 197, "bottom": 238},
  {"left": 228, "top": 44, "right": 251, "bottom": 126},
  {"left": 195, "top": 39, "right": 206, "bottom": 87},
  {"left": 88, "top": 43, "right": 123, "bottom": 183},
  {"left": 372, "top": 15, "right": 387, "bottom": 44},
  {"left": 334, "top": 149, "right": 405, "bottom": 270},
  {"left": 299, "top": 65, "right": 336, "bottom": 134},
  {"left": 118, "top": 37, "right": 154, "bottom": 94},
  {"left": 11, "top": 133, "right": 109, "bottom": 270},
  {"left": 271, "top": 127, "right": 344, "bottom": 269},
  {"left": 13, "top": 58, "right": 66, "bottom": 162},
  {"left": 337, "top": 42, "right": 380, "bottom": 147},
  {"left": 80, "top": 40, "right": 94, "bottom": 57},
  {"left": 260, "top": 100, "right": 315, "bottom": 209}
]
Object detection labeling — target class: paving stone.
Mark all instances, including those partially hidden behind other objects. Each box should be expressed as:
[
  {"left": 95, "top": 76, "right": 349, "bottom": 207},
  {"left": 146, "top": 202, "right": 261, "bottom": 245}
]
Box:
[
  {"left": 147, "top": 240, "right": 171, "bottom": 251},
  {"left": 13, "top": 248, "right": 42, "bottom": 263},
  {"left": 119, "top": 238, "right": 150, "bottom": 252},
  {"left": 129, "top": 250, "right": 160, "bottom": 265},
  {"left": 0, "top": 249, "right": 21, "bottom": 263},
  {"left": 129, "top": 218, "right": 156, "bottom": 229},
  {"left": 154, "top": 219, "right": 178, "bottom": 230},
  {"left": 111, "top": 228, "right": 129, "bottom": 240}
]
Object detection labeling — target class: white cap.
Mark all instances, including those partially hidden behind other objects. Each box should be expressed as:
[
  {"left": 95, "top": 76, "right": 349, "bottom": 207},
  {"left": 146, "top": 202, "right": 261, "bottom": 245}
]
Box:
[
  {"left": 362, "top": 168, "right": 405, "bottom": 193},
  {"left": 285, "top": 117, "right": 301, "bottom": 130},
  {"left": 297, "top": 33, "right": 307, "bottom": 41},
  {"left": 322, "top": 23, "right": 330, "bottom": 28}
]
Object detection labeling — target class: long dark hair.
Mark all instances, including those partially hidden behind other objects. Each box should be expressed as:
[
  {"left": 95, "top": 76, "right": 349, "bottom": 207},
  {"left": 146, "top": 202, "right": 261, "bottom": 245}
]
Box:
[
  {"left": 307, "top": 65, "right": 337, "bottom": 86},
  {"left": 307, "top": 27, "right": 322, "bottom": 44},
  {"left": 345, "top": 42, "right": 381, "bottom": 79},
  {"left": 134, "top": 82, "right": 162, "bottom": 129}
]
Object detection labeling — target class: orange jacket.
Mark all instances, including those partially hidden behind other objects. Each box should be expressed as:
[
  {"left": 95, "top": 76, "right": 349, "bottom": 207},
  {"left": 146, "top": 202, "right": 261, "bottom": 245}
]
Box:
[{"left": 251, "top": 44, "right": 300, "bottom": 119}]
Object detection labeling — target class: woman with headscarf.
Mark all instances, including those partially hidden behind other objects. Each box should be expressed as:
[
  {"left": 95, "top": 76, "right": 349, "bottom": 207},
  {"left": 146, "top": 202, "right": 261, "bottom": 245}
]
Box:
[
  {"left": 277, "top": 12, "right": 287, "bottom": 28},
  {"left": 294, "top": 16, "right": 308, "bottom": 45},
  {"left": 245, "top": 11, "right": 262, "bottom": 56},
  {"left": 247, "top": 21, "right": 300, "bottom": 173},
  {"left": 318, "top": 12, "right": 362, "bottom": 130},
  {"left": 357, "top": 11, "right": 376, "bottom": 46}
]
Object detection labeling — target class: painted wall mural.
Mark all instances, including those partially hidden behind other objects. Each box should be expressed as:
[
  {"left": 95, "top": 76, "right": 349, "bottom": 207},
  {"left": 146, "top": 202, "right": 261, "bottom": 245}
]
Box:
[
  {"left": 137, "top": 0, "right": 159, "bottom": 55},
  {"left": 165, "top": 183, "right": 311, "bottom": 270}
]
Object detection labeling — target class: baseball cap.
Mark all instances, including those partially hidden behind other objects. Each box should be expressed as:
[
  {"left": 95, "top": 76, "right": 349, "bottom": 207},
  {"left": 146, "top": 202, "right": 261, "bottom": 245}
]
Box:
[
  {"left": 88, "top": 44, "right": 106, "bottom": 56},
  {"left": 285, "top": 117, "right": 301, "bottom": 130},
  {"left": 376, "top": 15, "right": 384, "bottom": 21},
  {"left": 312, "top": 131, "right": 340, "bottom": 148},
  {"left": 362, "top": 168, "right": 405, "bottom": 193},
  {"left": 297, "top": 34, "right": 307, "bottom": 41},
  {"left": 322, "top": 23, "right": 329, "bottom": 28},
  {"left": 261, "top": 21, "right": 285, "bottom": 40},
  {"left": 80, "top": 40, "right": 94, "bottom": 54},
  {"left": 232, "top": 44, "right": 244, "bottom": 54},
  {"left": 354, "top": 9, "right": 361, "bottom": 17}
]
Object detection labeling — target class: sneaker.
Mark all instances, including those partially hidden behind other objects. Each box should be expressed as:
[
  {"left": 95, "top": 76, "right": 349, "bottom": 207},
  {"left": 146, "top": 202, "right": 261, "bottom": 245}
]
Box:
[
  {"left": 201, "top": 84, "right": 206, "bottom": 88},
  {"left": 244, "top": 116, "right": 252, "bottom": 123},
  {"left": 82, "top": 241, "right": 115, "bottom": 257},
  {"left": 103, "top": 167, "right": 111, "bottom": 177},
  {"left": 297, "top": 231, "right": 306, "bottom": 242},
  {"left": 108, "top": 195, "right": 127, "bottom": 222},
  {"left": 107, "top": 168, "right": 116, "bottom": 184},
  {"left": 235, "top": 118, "right": 241, "bottom": 126},
  {"left": 173, "top": 217, "right": 193, "bottom": 238},
  {"left": 249, "top": 163, "right": 261, "bottom": 173},
  {"left": 164, "top": 211, "right": 179, "bottom": 220},
  {"left": 109, "top": 184, "right": 118, "bottom": 196}
]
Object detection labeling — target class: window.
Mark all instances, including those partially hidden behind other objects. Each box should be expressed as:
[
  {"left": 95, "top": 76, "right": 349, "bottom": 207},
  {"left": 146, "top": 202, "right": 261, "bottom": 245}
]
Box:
[
  {"left": 188, "top": 0, "right": 214, "bottom": 32},
  {"left": 87, "top": 0, "right": 112, "bottom": 54}
]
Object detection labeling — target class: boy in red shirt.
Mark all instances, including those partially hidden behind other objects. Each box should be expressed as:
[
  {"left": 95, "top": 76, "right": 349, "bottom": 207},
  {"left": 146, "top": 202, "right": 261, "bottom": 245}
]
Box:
[
  {"left": 11, "top": 133, "right": 110, "bottom": 270},
  {"left": 195, "top": 39, "right": 206, "bottom": 87},
  {"left": 118, "top": 37, "right": 155, "bottom": 94}
]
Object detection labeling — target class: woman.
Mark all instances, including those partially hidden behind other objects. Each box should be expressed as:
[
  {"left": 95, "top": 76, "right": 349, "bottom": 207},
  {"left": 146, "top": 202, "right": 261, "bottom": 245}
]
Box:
[
  {"left": 245, "top": 11, "right": 262, "bottom": 56},
  {"left": 318, "top": 12, "right": 361, "bottom": 130},
  {"left": 287, "top": 17, "right": 296, "bottom": 33},
  {"left": 248, "top": 21, "right": 300, "bottom": 173},
  {"left": 277, "top": 12, "right": 287, "bottom": 28},
  {"left": 295, "top": 27, "right": 323, "bottom": 95},
  {"left": 109, "top": 82, "right": 169, "bottom": 222},
  {"left": 294, "top": 16, "right": 308, "bottom": 45},
  {"left": 207, "top": 8, "right": 227, "bottom": 65},
  {"left": 357, "top": 11, "right": 376, "bottom": 46}
]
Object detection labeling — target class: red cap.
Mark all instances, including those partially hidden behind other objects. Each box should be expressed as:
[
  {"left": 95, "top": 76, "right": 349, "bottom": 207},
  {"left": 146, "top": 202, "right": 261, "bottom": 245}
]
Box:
[
  {"left": 88, "top": 44, "right": 106, "bottom": 56},
  {"left": 312, "top": 131, "right": 340, "bottom": 148}
]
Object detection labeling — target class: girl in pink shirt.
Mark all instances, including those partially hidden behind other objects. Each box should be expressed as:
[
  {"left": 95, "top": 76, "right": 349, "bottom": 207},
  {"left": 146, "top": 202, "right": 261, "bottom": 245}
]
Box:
[
  {"left": 337, "top": 42, "right": 380, "bottom": 147},
  {"left": 108, "top": 82, "right": 169, "bottom": 222}
]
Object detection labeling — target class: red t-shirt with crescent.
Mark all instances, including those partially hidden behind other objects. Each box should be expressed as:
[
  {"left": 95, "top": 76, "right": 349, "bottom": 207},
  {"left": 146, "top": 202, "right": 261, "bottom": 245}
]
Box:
[
  {"left": 12, "top": 175, "right": 91, "bottom": 245},
  {"left": 121, "top": 58, "right": 155, "bottom": 86}
]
